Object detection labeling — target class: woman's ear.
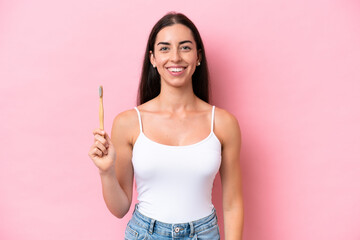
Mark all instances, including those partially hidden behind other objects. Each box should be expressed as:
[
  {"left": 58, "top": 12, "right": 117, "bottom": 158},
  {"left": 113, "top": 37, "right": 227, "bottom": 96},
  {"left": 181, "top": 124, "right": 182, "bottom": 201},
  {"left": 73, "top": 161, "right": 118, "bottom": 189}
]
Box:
[
  {"left": 150, "top": 51, "right": 155, "bottom": 67},
  {"left": 197, "top": 49, "right": 202, "bottom": 63}
]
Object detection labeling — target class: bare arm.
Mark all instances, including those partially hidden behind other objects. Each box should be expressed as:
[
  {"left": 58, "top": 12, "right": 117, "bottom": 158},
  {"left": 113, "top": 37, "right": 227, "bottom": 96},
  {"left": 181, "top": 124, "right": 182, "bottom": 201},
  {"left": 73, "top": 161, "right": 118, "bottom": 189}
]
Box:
[
  {"left": 90, "top": 110, "right": 136, "bottom": 218},
  {"left": 217, "top": 109, "right": 244, "bottom": 239}
]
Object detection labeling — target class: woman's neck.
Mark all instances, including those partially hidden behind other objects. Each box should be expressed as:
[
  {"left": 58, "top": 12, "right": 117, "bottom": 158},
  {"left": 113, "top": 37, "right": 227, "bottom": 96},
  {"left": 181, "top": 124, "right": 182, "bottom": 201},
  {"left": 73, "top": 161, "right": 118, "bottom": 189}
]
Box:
[{"left": 155, "top": 84, "right": 198, "bottom": 113}]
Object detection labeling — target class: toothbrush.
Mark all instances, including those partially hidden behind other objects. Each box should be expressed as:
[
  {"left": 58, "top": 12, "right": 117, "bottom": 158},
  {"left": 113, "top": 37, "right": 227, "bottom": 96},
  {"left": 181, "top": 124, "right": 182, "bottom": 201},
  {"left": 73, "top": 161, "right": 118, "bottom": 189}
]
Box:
[{"left": 99, "top": 86, "right": 104, "bottom": 130}]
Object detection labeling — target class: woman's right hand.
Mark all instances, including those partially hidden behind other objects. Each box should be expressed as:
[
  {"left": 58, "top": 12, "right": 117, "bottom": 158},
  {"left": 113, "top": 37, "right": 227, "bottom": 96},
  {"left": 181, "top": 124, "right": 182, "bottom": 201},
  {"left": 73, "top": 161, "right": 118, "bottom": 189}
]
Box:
[{"left": 88, "top": 129, "right": 117, "bottom": 174}]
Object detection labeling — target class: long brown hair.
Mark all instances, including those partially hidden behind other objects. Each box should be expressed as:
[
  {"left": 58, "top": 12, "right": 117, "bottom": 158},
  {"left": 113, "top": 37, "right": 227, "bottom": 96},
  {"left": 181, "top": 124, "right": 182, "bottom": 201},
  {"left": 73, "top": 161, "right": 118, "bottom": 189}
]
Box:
[{"left": 137, "top": 12, "right": 210, "bottom": 105}]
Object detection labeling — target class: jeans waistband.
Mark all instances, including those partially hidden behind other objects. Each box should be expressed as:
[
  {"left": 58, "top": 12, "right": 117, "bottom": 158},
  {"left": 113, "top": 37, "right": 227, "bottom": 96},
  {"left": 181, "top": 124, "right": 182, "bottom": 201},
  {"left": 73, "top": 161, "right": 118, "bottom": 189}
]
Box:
[{"left": 131, "top": 203, "right": 218, "bottom": 237}]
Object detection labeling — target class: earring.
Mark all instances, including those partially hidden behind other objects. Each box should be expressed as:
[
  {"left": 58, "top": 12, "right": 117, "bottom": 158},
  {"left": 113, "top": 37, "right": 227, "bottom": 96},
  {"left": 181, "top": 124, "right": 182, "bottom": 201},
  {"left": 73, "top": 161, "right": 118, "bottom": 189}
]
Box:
[
  {"left": 197, "top": 62, "right": 201, "bottom": 66},
  {"left": 153, "top": 65, "right": 156, "bottom": 68}
]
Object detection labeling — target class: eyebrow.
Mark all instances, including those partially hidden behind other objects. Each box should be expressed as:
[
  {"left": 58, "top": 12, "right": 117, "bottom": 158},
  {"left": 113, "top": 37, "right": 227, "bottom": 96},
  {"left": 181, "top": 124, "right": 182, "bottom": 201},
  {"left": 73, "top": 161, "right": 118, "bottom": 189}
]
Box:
[{"left": 157, "top": 40, "right": 193, "bottom": 46}]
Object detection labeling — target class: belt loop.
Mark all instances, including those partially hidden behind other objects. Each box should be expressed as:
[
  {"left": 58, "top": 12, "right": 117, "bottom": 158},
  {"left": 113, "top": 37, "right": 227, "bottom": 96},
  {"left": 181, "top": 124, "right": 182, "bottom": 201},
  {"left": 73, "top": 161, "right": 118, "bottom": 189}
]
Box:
[
  {"left": 189, "top": 221, "right": 195, "bottom": 237},
  {"left": 148, "top": 219, "right": 155, "bottom": 234}
]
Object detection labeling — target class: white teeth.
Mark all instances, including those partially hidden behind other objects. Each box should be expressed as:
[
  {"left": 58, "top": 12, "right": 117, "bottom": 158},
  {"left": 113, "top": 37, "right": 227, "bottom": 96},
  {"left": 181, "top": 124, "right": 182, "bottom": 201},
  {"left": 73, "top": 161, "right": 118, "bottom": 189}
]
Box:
[{"left": 168, "top": 68, "right": 184, "bottom": 72}]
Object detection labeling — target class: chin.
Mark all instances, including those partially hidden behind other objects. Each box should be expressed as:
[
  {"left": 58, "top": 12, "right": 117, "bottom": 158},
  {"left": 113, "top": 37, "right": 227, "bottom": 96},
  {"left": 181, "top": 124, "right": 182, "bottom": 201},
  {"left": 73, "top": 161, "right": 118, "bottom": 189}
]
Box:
[{"left": 163, "top": 77, "right": 191, "bottom": 88}]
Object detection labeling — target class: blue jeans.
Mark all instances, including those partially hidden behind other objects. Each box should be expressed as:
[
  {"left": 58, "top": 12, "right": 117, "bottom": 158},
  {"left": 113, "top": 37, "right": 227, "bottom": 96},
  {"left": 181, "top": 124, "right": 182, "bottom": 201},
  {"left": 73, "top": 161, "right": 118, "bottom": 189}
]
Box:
[{"left": 124, "top": 203, "right": 220, "bottom": 240}]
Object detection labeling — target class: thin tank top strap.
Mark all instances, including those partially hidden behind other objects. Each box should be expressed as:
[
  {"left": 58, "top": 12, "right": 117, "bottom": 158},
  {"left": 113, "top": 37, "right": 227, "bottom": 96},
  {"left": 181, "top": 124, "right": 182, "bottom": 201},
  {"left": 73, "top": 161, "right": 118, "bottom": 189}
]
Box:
[
  {"left": 211, "top": 105, "right": 215, "bottom": 133},
  {"left": 134, "top": 107, "right": 143, "bottom": 133}
]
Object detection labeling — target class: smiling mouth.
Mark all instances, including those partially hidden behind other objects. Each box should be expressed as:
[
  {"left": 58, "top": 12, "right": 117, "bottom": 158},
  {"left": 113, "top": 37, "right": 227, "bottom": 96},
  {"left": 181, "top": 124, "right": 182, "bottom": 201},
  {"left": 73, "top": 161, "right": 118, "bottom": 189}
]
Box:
[{"left": 167, "top": 67, "right": 186, "bottom": 73}]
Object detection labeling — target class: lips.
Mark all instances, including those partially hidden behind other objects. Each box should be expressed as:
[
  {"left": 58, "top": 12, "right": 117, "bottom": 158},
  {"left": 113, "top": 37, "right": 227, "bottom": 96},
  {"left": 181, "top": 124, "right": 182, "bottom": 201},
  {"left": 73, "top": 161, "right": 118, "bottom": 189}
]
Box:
[
  {"left": 166, "top": 66, "right": 186, "bottom": 76},
  {"left": 168, "top": 67, "right": 185, "bottom": 72}
]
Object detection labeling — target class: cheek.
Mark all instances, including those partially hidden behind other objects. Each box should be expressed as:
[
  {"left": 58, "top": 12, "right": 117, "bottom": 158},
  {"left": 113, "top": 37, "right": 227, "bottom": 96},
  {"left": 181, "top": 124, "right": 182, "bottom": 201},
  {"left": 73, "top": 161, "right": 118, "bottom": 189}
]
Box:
[
  {"left": 155, "top": 56, "right": 167, "bottom": 66},
  {"left": 185, "top": 53, "right": 198, "bottom": 63}
]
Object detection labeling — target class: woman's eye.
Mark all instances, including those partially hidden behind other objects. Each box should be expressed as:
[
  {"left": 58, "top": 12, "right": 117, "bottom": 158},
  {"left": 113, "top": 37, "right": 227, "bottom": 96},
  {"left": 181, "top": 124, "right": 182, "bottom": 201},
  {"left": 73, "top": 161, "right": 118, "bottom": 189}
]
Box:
[
  {"left": 181, "top": 46, "right": 191, "bottom": 50},
  {"left": 160, "top": 47, "right": 169, "bottom": 51}
]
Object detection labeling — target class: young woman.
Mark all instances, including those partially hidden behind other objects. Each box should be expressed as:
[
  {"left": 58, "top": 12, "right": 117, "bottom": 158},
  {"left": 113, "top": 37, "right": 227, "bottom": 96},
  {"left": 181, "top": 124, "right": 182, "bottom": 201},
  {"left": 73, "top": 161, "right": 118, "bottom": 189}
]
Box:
[{"left": 88, "top": 12, "right": 243, "bottom": 240}]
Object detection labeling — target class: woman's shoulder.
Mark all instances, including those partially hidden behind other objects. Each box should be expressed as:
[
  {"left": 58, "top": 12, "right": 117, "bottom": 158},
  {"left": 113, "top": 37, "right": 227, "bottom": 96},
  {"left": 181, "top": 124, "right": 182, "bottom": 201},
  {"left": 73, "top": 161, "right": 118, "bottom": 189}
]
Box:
[
  {"left": 113, "top": 107, "right": 138, "bottom": 126},
  {"left": 111, "top": 108, "right": 140, "bottom": 137},
  {"left": 213, "top": 106, "right": 241, "bottom": 144},
  {"left": 110, "top": 107, "right": 141, "bottom": 145},
  {"left": 214, "top": 106, "right": 239, "bottom": 127}
]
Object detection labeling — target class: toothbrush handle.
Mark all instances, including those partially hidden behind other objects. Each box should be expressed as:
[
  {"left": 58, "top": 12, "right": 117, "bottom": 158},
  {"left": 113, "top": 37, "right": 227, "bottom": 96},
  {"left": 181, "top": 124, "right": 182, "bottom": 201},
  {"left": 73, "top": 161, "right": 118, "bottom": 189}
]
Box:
[{"left": 99, "top": 98, "right": 104, "bottom": 130}]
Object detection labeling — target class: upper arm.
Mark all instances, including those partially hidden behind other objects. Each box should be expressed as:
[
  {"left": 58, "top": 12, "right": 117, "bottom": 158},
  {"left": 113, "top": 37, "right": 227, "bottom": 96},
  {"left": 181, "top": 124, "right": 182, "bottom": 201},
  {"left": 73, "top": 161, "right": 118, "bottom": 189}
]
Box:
[
  {"left": 110, "top": 110, "right": 137, "bottom": 206},
  {"left": 216, "top": 109, "right": 243, "bottom": 210}
]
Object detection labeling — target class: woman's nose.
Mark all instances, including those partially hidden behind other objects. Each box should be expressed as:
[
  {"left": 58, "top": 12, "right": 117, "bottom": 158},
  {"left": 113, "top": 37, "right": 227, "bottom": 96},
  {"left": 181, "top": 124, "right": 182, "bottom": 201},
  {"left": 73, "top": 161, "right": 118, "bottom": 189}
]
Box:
[{"left": 170, "top": 49, "right": 181, "bottom": 62}]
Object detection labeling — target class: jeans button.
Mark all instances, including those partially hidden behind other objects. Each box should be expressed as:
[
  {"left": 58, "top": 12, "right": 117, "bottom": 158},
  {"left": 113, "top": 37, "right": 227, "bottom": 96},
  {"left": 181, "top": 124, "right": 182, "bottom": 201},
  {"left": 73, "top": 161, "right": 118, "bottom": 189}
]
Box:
[{"left": 174, "top": 227, "right": 180, "bottom": 233}]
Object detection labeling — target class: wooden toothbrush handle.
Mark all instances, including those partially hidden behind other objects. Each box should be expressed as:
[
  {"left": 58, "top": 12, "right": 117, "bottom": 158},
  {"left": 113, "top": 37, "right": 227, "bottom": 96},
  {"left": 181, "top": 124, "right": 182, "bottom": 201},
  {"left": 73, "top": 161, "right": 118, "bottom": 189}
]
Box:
[{"left": 99, "top": 98, "right": 104, "bottom": 130}]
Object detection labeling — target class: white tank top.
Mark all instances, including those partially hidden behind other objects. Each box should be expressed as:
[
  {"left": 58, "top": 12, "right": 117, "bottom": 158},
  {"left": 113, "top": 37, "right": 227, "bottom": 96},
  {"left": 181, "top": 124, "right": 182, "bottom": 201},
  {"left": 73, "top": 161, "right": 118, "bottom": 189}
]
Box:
[{"left": 132, "top": 106, "right": 222, "bottom": 223}]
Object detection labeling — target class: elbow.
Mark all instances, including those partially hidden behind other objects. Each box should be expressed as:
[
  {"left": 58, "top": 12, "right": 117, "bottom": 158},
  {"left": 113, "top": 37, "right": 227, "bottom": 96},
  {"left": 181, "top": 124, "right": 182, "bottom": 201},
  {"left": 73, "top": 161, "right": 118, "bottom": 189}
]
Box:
[
  {"left": 110, "top": 205, "right": 131, "bottom": 219},
  {"left": 223, "top": 195, "right": 244, "bottom": 212},
  {"left": 111, "top": 210, "right": 126, "bottom": 219},
  {"left": 114, "top": 213, "right": 125, "bottom": 219}
]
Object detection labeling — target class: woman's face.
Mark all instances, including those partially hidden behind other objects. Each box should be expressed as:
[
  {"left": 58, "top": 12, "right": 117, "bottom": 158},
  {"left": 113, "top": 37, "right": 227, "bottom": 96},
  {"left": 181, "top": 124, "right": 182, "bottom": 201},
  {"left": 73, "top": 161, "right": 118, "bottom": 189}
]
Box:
[{"left": 150, "top": 24, "right": 201, "bottom": 88}]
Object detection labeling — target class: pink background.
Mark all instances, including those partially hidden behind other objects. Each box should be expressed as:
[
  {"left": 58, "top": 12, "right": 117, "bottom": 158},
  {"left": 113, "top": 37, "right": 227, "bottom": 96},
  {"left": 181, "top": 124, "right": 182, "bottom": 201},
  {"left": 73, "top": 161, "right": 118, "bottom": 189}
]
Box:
[{"left": 1, "top": 0, "right": 360, "bottom": 239}]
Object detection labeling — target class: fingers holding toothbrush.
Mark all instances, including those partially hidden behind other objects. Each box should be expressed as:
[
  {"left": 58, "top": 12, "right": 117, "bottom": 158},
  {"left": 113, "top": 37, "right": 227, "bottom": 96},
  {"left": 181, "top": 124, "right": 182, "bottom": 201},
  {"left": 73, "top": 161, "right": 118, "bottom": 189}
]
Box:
[{"left": 88, "top": 128, "right": 116, "bottom": 173}]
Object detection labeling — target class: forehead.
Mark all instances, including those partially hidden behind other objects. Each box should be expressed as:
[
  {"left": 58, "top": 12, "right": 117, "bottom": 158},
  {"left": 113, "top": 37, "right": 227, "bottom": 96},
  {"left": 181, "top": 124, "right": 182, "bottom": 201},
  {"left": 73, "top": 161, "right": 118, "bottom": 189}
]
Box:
[{"left": 155, "top": 24, "right": 195, "bottom": 43}]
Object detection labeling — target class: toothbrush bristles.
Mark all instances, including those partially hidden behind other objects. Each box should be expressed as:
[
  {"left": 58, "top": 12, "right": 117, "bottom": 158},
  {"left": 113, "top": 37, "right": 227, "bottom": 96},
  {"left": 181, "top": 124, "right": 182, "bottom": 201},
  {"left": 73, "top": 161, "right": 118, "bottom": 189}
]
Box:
[{"left": 99, "top": 86, "right": 103, "bottom": 97}]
